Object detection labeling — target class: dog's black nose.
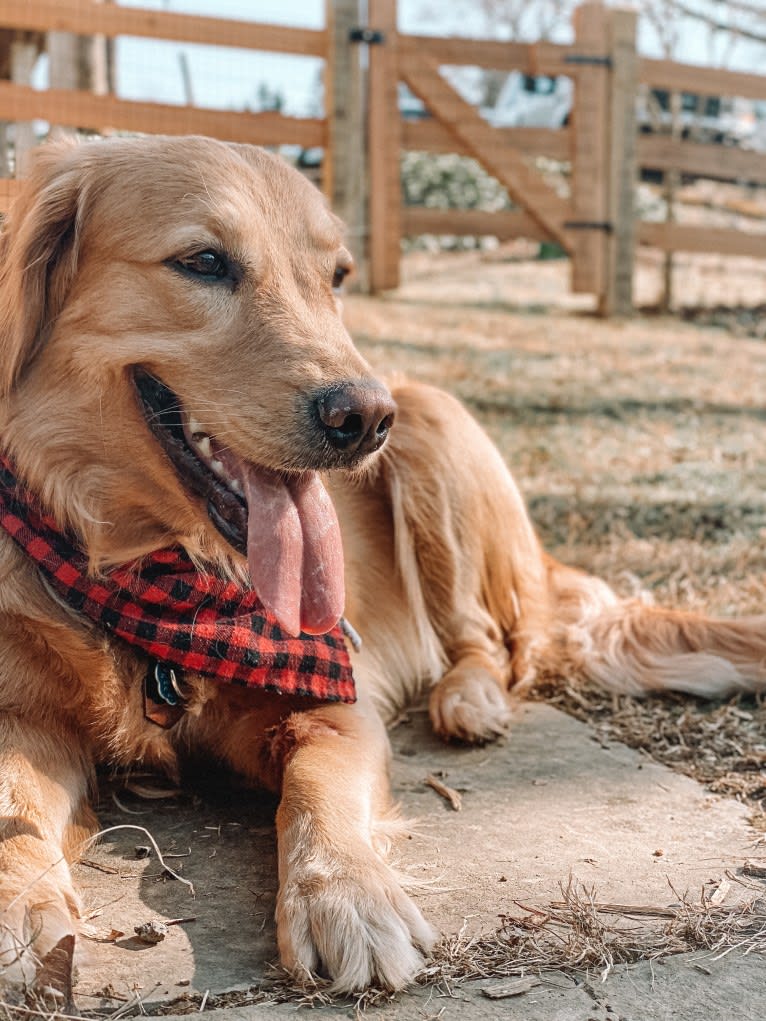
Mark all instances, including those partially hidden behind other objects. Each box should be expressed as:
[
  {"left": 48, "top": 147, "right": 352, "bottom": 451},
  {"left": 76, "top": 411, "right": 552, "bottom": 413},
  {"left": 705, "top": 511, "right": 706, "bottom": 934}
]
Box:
[{"left": 315, "top": 381, "right": 396, "bottom": 456}]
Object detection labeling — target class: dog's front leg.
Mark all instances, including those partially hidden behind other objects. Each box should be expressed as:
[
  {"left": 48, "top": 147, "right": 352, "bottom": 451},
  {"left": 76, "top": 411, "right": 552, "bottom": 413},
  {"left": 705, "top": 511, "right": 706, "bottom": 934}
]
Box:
[
  {"left": 272, "top": 695, "right": 434, "bottom": 993},
  {"left": 0, "top": 713, "right": 93, "bottom": 992}
]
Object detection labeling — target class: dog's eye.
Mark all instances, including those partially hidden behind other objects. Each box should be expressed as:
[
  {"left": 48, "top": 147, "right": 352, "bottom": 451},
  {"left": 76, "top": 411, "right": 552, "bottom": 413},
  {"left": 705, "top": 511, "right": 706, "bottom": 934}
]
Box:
[
  {"left": 174, "top": 250, "right": 230, "bottom": 282},
  {"left": 332, "top": 265, "right": 350, "bottom": 292}
]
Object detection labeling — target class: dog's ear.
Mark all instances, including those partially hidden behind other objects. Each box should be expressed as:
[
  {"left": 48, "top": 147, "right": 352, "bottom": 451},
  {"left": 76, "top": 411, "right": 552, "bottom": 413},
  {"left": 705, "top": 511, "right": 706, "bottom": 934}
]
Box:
[{"left": 0, "top": 139, "right": 87, "bottom": 397}]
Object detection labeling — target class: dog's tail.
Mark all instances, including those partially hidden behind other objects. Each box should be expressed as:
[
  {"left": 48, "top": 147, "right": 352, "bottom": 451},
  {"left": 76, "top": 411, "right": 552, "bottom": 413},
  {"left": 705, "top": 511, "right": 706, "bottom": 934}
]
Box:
[{"left": 544, "top": 558, "right": 766, "bottom": 698}]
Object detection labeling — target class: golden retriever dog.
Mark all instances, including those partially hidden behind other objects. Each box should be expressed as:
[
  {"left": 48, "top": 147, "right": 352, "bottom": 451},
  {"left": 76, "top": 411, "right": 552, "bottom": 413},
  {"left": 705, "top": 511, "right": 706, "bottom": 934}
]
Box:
[{"left": 1, "top": 135, "right": 765, "bottom": 1000}]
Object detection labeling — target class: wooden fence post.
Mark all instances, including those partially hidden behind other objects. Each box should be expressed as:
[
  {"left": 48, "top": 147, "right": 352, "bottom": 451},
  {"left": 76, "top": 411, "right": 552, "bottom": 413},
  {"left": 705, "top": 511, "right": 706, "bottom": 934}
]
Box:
[
  {"left": 325, "top": 0, "right": 369, "bottom": 290},
  {"left": 367, "top": 0, "right": 401, "bottom": 292},
  {"left": 660, "top": 89, "right": 682, "bottom": 313},
  {"left": 9, "top": 34, "right": 40, "bottom": 175},
  {"left": 570, "top": 1, "right": 611, "bottom": 300},
  {"left": 603, "top": 7, "right": 638, "bottom": 317}
]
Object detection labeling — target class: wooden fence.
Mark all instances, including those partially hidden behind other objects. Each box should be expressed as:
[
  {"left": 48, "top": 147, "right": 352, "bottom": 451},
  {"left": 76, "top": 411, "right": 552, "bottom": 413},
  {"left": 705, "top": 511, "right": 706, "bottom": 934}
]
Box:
[
  {"left": 0, "top": 1, "right": 764, "bottom": 315},
  {"left": 333, "top": 0, "right": 766, "bottom": 314}
]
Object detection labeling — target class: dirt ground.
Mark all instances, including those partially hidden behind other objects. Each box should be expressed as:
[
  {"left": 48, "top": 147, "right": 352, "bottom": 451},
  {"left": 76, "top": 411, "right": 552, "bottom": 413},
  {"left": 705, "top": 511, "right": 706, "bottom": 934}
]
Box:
[{"left": 344, "top": 248, "right": 766, "bottom": 825}]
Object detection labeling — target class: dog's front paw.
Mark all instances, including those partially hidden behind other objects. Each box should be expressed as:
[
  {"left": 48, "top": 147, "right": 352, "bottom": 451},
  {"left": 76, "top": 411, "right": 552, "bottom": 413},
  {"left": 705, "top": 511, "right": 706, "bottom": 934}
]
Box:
[
  {"left": 429, "top": 665, "right": 513, "bottom": 743},
  {"left": 276, "top": 838, "right": 434, "bottom": 993}
]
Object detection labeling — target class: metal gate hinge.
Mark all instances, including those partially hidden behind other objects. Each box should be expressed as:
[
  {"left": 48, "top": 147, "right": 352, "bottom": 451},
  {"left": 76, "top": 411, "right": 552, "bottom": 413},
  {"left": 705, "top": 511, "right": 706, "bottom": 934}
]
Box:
[
  {"left": 564, "top": 220, "right": 613, "bottom": 233},
  {"left": 349, "top": 27, "right": 385, "bottom": 44},
  {"left": 564, "top": 53, "right": 612, "bottom": 67}
]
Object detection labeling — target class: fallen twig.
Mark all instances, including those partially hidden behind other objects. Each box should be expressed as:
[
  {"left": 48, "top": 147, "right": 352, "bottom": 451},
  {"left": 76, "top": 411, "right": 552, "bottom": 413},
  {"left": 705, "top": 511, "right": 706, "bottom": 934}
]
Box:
[
  {"left": 83, "top": 825, "right": 196, "bottom": 897},
  {"left": 79, "top": 858, "right": 120, "bottom": 875},
  {"left": 482, "top": 975, "right": 541, "bottom": 999},
  {"left": 549, "top": 901, "right": 678, "bottom": 918},
  {"left": 425, "top": 774, "right": 462, "bottom": 811}
]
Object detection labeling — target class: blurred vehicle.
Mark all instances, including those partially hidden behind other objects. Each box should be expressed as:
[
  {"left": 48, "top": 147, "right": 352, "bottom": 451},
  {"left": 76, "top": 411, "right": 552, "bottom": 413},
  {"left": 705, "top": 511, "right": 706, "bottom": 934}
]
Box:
[
  {"left": 482, "top": 70, "right": 756, "bottom": 150},
  {"left": 742, "top": 99, "right": 766, "bottom": 152},
  {"left": 482, "top": 71, "right": 573, "bottom": 129},
  {"left": 636, "top": 88, "right": 754, "bottom": 146}
]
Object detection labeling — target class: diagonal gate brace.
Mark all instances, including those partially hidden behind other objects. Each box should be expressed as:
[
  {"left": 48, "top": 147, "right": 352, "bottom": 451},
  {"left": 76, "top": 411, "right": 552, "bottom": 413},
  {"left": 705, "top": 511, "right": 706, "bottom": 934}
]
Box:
[{"left": 399, "top": 57, "right": 573, "bottom": 252}]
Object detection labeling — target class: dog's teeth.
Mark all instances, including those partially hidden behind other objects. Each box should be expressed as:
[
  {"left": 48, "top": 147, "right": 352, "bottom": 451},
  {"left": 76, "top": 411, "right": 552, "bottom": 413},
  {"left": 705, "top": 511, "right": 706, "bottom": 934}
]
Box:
[
  {"left": 188, "top": 415, "right": 204, "bottom": 435},
  {"left": 210, "top": 458, "right": 224, "bottom": 476},
  {"left": 230, "top": 478, "right": 243, "bottom": 496},
  {"left": 195, "top": 435, "right": 212, "bottom": 458}
]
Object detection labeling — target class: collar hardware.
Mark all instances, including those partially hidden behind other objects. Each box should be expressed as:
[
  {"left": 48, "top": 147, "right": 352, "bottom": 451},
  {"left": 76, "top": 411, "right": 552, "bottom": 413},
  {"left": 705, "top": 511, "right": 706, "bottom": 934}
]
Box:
[{"left": 144, "top": 660, "right": 188, "bottom": 728}]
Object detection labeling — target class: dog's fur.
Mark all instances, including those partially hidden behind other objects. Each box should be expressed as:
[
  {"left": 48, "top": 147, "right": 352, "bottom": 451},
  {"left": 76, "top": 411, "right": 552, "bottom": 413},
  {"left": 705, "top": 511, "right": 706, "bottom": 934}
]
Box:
[{"left": 1, "top": 136, "right": 766, "bottom": 997}]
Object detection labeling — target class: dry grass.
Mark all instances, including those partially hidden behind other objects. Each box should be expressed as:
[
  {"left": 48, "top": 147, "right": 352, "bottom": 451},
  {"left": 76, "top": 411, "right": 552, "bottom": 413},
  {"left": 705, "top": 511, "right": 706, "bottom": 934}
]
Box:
[
  {"left": 9, "top": 878, "right": 749, "bottom": 1016},
  {"left": 47, "top": 878, "right": 760, "bottom": 1014},
  {"left": 419, "top": 876, "right": 766, "bottom": 992}
]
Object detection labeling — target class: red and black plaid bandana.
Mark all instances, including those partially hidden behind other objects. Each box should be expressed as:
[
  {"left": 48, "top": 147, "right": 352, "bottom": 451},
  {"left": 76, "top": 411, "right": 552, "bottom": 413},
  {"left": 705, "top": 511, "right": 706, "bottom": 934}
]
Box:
[{"left": 0, "top": 451, "right": 355, "bottom": 703}]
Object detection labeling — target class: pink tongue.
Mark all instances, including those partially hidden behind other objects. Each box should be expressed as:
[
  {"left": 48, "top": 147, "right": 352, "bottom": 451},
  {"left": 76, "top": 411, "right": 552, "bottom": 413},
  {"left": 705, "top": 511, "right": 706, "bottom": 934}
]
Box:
[{"left": 240, "top": 466, "right": 345, "bottom": 636}]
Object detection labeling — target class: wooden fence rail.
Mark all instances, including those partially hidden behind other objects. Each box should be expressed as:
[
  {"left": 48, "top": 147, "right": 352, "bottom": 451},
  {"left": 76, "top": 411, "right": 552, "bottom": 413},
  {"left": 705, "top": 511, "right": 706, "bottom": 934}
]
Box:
[
  {"left": 0, "top": 0, "right": 764, "bottom": 315},
  {"left": 0, "top": 80, "right": 324, "bottom": 147},
  {"left": 0, "top": 0, "right": 326, "bottom": 57}
]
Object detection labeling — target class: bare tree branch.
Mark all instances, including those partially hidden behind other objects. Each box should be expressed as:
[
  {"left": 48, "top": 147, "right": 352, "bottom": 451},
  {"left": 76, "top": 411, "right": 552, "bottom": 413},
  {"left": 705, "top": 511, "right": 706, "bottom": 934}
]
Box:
[
  {"left": 658, "top": 0, "right": 766, "bottom": 45},
  {"left": 704, "top": 0, "right": 766, "bottom": 21}
]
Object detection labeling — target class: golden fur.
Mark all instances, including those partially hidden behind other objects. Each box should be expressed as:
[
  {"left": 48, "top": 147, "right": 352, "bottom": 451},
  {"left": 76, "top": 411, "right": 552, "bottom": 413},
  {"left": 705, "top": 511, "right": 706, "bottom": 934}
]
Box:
[{"left": 1, "top": 135, "right": 765, "bottom": 998}]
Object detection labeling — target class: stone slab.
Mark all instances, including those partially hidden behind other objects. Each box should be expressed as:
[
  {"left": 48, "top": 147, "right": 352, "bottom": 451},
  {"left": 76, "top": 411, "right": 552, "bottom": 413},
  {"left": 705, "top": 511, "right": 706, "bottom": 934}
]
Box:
[{"left": 70, "top": 704, "right": 761, "bottom": 1013}]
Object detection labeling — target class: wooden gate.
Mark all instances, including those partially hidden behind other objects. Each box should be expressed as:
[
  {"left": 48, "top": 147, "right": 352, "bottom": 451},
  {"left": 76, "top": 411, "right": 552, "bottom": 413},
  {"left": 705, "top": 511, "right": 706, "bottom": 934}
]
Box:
[{"left": 328, "top": 1, "right": 639, "bottom": 316}]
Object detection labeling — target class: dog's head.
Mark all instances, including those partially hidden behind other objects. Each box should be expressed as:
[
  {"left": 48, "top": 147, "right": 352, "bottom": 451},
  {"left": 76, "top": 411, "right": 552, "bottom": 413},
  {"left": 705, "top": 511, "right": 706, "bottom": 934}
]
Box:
[{"left": 0, "top": 135, "right": 395, "bottom": 634}]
